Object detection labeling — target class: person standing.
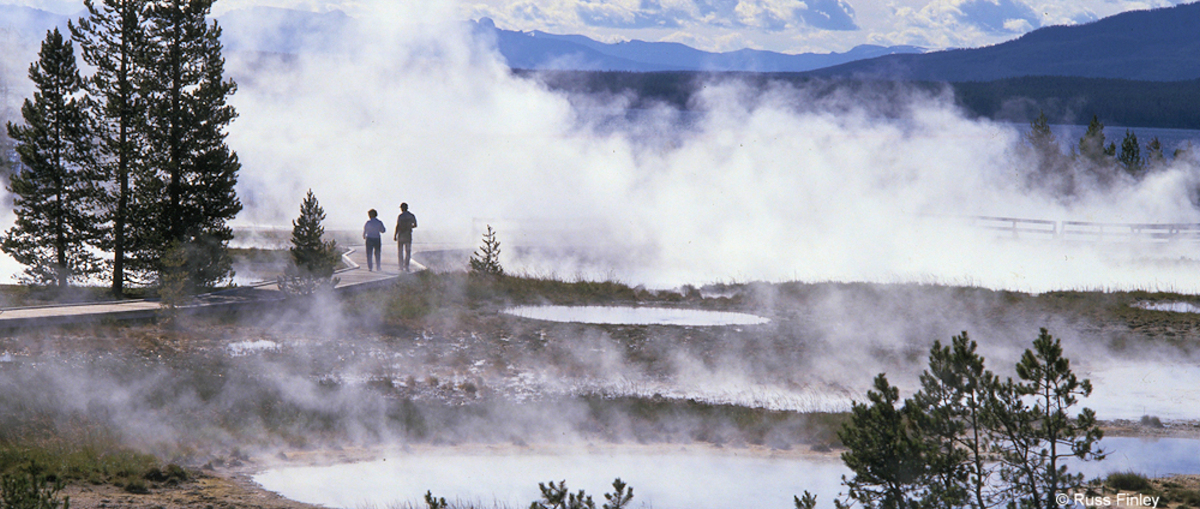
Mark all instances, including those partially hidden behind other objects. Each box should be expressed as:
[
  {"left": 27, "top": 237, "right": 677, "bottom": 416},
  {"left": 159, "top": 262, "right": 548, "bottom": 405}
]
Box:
[
  {"left": 362, "top": 209, "right": 386, "bottom": 271},
  {"left": 394, "top": 202, "right": 417, "bottom": 272}
]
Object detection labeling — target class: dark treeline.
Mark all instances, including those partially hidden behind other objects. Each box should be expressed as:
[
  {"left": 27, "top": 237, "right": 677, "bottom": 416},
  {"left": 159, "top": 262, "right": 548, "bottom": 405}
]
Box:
[{"left": 521, "top": 70, "right": 1200, "bottom": 130}]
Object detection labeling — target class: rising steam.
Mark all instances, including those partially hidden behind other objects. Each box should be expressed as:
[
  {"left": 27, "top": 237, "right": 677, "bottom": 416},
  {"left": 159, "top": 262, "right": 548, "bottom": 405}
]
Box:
[{"left": 219, "top": 3, "right": 1200, "bottom": 293}]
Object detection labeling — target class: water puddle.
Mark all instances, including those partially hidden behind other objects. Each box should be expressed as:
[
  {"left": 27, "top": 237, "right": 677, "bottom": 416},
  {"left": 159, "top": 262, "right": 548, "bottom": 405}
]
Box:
[
  {"left": 1133, "top": 301, "right": 1200, "bottom": 313},
  {"left": 503, "top": 305, "right": 770, "bottom": 326},
  {"left": 227, "top": 340, "right": 281, "bottom": 356},
  {"left": 255, "top": 437, "right": 1198, "bottom": 509}
]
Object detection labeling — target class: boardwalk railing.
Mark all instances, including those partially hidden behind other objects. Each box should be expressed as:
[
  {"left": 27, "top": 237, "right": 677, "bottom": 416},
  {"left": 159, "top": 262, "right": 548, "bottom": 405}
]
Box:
[{"left": 963, "top": 216, "right": 1200, "bottom": 242}]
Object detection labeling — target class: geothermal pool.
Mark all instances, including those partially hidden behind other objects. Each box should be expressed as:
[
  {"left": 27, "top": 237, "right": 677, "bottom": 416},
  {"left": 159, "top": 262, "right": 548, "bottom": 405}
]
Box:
[
  {"left": 1134, "top": 301, "right": 1200, "bottom": 313},
  {"left": 256, "top": 448, "right": 846, "bottom": 509},
  {"left": 502, "top": 305, "right": 770, "bottom": 326},
  {"left": 254, "top": 438, "right": 1200, "bottom": 509}
]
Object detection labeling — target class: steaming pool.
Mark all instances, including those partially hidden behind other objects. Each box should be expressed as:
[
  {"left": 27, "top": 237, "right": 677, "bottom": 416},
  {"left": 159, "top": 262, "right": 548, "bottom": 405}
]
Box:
[
  {"left": 254, "top": 438, "right": 1200, "bottom": 509},
  {"left": 502, "top": 305, "right": 770, "bottom": 326}
]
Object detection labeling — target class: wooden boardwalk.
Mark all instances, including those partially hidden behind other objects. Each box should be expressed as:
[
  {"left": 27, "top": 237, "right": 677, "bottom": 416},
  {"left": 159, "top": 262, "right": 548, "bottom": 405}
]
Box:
[{"left": 0, "top": 245, "right": 419, "bottom": 329}]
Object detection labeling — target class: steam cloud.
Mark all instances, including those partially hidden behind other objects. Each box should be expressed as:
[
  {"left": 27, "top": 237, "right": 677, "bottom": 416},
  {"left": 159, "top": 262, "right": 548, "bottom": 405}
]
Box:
[{"left": 219, "top": 3, "right": 1200, "bottom": 293}]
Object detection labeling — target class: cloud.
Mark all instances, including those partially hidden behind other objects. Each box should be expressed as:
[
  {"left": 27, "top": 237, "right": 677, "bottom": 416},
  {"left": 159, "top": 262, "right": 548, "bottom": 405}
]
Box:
[
  {"left": 797, "top": 0, "right": 857, "bottom": 30},
  {"left": 954, "top": 0, "right": 1039, "bottom": 33}
]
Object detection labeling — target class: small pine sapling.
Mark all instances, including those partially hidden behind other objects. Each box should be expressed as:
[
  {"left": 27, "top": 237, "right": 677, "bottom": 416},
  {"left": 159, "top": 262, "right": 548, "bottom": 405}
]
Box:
[
  {"left": 278, "top": 190, "right": 341, "bottom": 296},
  {"left": 469, "top": 225, "right": 503, "bottom": 276},
  {"left": 602, "top": 478, "right": 633, "bottom": 509},
  {"left": 530, "top": 480, "right": 594, "bottom": 509},
  {"left": 423, "top": 490, "right": 447, "bottom": 509},
  {"left": 793, "top": 491, "right": 817, "bottom": 509}
]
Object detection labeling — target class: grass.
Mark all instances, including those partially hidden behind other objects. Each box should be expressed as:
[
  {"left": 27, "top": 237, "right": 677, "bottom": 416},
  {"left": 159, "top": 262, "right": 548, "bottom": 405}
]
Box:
[
  {"left": 0, "top": 426, "right": 164, "bottom": 490},
  {"left": 1106, "top": 471, "right": 1153, "bottom": 492}
]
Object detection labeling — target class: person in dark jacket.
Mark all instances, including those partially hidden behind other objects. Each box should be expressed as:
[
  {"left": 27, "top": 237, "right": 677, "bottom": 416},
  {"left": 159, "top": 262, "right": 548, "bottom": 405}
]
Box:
[
  {"left": 394, "top": 203, "right": 417, "bottom": 272},
  {"left": 362, "top": 209, "right": 386, "bottom": 271}
]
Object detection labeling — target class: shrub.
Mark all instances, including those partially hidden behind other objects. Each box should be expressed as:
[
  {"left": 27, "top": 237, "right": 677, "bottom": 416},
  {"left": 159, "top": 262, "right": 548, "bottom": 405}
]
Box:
[{"left": 0, "top": 462, "right": 70, "bottom": 509}]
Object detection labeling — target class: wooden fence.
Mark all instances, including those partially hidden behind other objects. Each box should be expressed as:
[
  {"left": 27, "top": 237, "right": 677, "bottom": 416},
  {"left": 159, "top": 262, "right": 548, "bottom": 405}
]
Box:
[{"left": 965, "top": 215, "right": 1200, "bottom": 242}]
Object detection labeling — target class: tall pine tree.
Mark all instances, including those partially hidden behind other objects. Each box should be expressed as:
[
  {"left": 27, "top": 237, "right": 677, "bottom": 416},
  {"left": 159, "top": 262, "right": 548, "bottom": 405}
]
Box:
[
  {"left": 2, "top": 29, "right": 104, "bottom": 287},
  {"left": 137, "top": 0, "right": 240, "bottom": 289},
  {"left": 70, "top": 0, "right": 149, "bottom": 296}
]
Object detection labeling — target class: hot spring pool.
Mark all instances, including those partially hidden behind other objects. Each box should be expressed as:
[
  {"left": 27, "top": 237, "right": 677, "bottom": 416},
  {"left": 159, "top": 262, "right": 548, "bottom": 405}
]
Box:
[
  {"left": 1134, "top": 301, "right": 1200, "bottom": 313},
  {"left": 503, "top": 305, "right": 770, "bottom": 326},
  {"left": 254, "top": 438, "right": 1200, "bottom": 509}
]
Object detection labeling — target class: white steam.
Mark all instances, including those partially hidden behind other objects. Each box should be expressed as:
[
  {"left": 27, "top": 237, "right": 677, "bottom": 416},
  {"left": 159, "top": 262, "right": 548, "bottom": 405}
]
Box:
[{"left": 222, "top": 3, "right": 1200, "bottom": 293}]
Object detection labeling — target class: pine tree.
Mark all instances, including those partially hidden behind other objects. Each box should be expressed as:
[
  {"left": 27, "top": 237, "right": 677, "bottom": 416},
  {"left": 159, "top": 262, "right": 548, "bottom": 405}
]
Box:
[
  {"left": 1023, "top": 111, "right": 1070, "bottom": 194},
  {"left": 469, "top": 225, "right": 504, "bottom": 276},
  {"left": 1145, "top": 137, "right": 1165, "bottom": 169},
  {"left": 1077, "top": 115, "right": 1109, "bottom": 164},
  {"left": 838, "top": 374, "right": 933, "bottom": 509},
  {"left": 137, "top": 0, "right": 240, "bottom": 289},
  {"left": 1118, "top": 129, "right": 1142, "bottom": 177},
  {"left": 989, "top": 329, "right": 1104, "bottom": 509},
  {"left": 277, "top": 190, "right": 340, "bottom": 296},
  {"left": 70, "top": 0, "right": 149, "bottom": 296},
  {"left": 909, "top": 332, "right": 1001, "bottom": 509},
  {"left": 2, "top": 29, "right": 104, "bottom": 287}
]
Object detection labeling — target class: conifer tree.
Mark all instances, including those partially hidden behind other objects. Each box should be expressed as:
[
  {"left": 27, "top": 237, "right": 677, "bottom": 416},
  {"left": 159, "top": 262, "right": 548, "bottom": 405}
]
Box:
[
  {"left": 2, "top": 29, "right": 104, "bottom": 287},
  {"left": 1118, "top": 129, "right": 1142, "bottom": 177},
  {"left": 70, "top": 0, "right": 149, "bottom": 296},
  {"left": 909, "top": 332, "right": 1001, "bottom": 509},
  {"left": 989, "top": 329, "right": 1104, "bottom": 509},
  {"left": 1077, "top": 115, "right": 1109, "bottom": 164},
  {"left": 1145, "top": 137, "right": 1165, "bottom": 168},
  {"left": 469, "top": 225, "right": 504, "bottom": 276},
  {"left": 838, "top": 374, "right": 933, "bottom": 509},
  {"left": 137, "top": 0, "right": 240, "bottom": 289},
  {"left": 1023, "top": 111, "right": 1070, "bottom": 194},
  {"left": 278, "top": 190, "right": 340, "bottom": 296}
]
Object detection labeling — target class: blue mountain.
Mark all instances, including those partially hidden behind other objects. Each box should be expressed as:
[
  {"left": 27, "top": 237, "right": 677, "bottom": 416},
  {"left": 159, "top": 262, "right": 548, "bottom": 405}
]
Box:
[
  {"left": 805, "top": 1, "right": 1200, "bottom": 82},
  {"left": 472, "top": 17, "right": 925, "bottom": 73}
]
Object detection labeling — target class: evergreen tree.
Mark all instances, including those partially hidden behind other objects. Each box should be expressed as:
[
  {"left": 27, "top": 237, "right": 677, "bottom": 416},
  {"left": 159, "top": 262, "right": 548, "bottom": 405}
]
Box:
[
  {"left": 1077, "top": 115, "right": 1109, "bottom": 164},
  {"left": 909, "top": 332, "right": 1002, "bottom": 509},
  {"left": 1145, "top": 137, "right": 1165, "bottom": 168},
  {"left": 2, "top": 29, "right": 104, "bottom": 287},
  {"left": 1023, "top": 111, "right": 1070, "bottom": 194},
  {"left": 469, "top": 225, "right": 504, "bottom": 276},
  {"left": 1117, "top": 129, "right": 1142, "bottom": 177},
  {"left": 989, "top": 329, "right": 1104, "bottom": 509},
  {"left": 70, "top": 0, "right": 149, "bottom": 296},
  {"left": 137, "top": 0, "right": 240, "bottom": 289},
  {"left": 277, "top": 190, "right": 340, "bottom": 296},
  {"left": 838, "top": 374, "right": 934, "bottom": 509}
]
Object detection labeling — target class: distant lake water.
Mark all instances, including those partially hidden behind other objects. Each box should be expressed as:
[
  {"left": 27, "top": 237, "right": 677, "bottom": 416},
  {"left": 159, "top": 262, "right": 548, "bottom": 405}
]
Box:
[{"left": 1038, "top": 123, "right": 1200, "bottom": 157}]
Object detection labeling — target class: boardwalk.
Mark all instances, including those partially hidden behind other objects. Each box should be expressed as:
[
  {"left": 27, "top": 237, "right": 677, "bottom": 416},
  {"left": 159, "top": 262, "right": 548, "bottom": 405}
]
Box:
[{"left": 0, "top": 245, "right": 420, "bottom": 329}]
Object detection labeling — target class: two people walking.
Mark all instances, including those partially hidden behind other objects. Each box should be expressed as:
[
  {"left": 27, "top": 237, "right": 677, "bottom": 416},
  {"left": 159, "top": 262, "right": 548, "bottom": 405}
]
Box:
[{"left": 362, "top": 203, "right": 418, "bottom": 272}]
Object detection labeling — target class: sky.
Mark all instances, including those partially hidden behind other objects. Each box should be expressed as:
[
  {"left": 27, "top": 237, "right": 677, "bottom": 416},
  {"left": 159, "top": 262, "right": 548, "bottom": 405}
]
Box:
[{"left": 0, "top": 0, "right": 1193, "bottom": 53}]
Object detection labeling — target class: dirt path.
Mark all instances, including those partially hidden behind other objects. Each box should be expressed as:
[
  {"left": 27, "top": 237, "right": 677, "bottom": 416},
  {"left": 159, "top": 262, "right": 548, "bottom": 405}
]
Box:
[{"left": 64, "top": 473, "right": 321, "bottom": 509}]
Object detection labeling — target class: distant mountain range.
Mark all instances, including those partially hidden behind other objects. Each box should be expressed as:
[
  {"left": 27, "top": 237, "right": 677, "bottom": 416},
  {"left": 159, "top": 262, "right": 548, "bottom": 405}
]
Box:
[
  {"left": 469, "top": 18, "right": 925, "bottom": 73},
  {"left": 805, "top": 1, "right": 1200, "bottom": 82}
]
